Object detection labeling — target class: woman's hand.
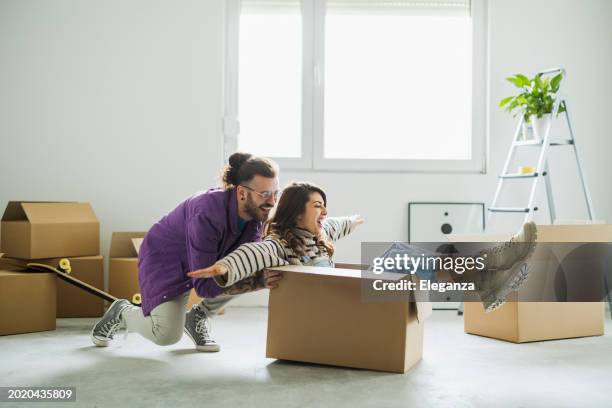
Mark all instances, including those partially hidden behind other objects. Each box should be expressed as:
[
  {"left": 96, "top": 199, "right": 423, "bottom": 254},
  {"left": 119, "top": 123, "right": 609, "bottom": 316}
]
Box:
[
  {"left": 354, "top": 215, "right": 365, "bottom": 225},
  {"left": 221, "top": 269, "right": 284, "bottom": 295},
  {"left": 262, "top": 270, "right": 283, "bottom": 289},
  {"left": 187, "top": 263, "right": 228, "bottom": 279}
]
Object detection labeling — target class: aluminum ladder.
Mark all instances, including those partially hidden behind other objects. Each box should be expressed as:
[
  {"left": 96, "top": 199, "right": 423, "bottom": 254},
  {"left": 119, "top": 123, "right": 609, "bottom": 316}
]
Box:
[{"left": 487, "top": 68, "right": 596, "bottom": 227}]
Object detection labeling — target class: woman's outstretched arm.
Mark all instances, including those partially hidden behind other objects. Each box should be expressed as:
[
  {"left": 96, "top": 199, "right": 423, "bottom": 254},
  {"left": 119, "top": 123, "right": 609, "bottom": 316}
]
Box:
[
  {"left": 187, "top": 237, "right": 290, "bottom": 287},
  {"left": 322, "top": 215, "right": 364, "bottom": 243}
]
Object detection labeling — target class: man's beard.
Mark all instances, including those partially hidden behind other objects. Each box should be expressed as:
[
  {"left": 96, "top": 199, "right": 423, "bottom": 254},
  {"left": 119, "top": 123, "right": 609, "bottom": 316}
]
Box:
[{"left": 244, "top": 193, "right": 273, "bottom": 222}]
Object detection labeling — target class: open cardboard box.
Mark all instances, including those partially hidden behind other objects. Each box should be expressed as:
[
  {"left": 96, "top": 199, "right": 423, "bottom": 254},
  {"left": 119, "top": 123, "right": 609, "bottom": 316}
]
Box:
[
  {"left": 449, "top": 224, "right": 610, "bottom": 343},
  {"left": 265, "top": 263, "right": 432, "bottom": 373},
  {"left": 1, "top": 201, "right": 99, "bottom": 259}
]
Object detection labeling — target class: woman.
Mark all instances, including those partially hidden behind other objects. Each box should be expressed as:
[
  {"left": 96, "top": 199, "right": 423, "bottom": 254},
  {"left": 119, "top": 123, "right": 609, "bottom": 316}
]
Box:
[
  {"left": 188, "top": 182, "right": 537, "bottom": 312},
  {"left": 90, "top": 152, "right": 283, "bottom": 351}
]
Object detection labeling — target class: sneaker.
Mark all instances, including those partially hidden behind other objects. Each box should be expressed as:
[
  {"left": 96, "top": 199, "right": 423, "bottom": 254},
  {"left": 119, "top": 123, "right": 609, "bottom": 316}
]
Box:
[
  {"left": 475, "top": 222, "right": 538, "bottom": 312},
  {"left": 90, "top": 299, "right": 131, "bottom": 347},
  {"left": 479, "top": 263, "right": 532, "bottom": 312},
  {"left": 184, "top": 305, "right": 220, "bottom": 352}
]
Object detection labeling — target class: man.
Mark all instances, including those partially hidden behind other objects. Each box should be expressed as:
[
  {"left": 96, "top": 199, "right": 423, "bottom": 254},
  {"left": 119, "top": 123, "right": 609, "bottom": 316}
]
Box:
[{"left": 90, "top": 152, "right": 282, "bottom": 351}]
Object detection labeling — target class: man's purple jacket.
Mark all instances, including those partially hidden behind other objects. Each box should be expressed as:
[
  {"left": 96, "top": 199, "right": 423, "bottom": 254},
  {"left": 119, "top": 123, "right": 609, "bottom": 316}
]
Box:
[{"left": 138, "top": 188, "right": 262, "bottom": 316}]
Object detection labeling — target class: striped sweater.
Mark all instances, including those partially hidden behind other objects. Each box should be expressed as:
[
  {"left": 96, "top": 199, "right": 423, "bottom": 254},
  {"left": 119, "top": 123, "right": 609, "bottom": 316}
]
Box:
[{"left": 214, "top": 216, "right": 360, "bottom": 287}]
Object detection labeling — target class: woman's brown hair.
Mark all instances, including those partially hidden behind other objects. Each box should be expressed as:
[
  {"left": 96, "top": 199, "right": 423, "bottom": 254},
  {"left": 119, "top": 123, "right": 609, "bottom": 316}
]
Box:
[{"left": 265, "top": 182, "right": 334, "bottom": 258}]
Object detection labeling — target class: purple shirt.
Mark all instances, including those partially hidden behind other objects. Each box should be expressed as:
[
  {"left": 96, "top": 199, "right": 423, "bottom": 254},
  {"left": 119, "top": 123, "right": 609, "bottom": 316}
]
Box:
[{"left": 138, "top": 188, "right": 262, "bottom": 316}]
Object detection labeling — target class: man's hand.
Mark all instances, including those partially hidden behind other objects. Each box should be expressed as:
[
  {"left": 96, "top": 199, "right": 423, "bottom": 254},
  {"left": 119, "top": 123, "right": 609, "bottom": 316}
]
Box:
[{"left": 187, "top": 263, "right": 228, "bottom": 279}]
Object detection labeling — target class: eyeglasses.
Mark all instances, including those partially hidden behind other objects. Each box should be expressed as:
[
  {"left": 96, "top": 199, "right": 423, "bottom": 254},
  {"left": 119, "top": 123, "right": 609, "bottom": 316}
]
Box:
[{"left": 240, "top": 185, "right": 281, "bottom": 200}]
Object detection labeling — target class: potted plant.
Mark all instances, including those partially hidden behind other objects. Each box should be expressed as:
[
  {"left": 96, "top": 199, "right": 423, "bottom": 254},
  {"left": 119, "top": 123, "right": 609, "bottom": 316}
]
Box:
[{"left": 499, "top": 72, "right": 565, "bottom": 140}]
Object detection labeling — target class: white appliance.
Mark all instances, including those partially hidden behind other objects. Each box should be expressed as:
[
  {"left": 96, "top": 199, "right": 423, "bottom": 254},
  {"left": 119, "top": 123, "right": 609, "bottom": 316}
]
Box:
[{"left": 408, "top": 202, "right": 485, "bottom": 310}]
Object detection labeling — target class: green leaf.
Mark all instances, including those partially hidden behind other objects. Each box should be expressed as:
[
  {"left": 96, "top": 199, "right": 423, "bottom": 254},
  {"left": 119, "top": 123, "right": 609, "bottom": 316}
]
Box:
[
  {"left": 515, "top": 74, "right": 530, "bottom": 87},
  {"left": 550, "top": 73, "right": 563, "bottom": 92},
  {"left": 506, "top": 76, "right": 524, "bottom": 88},
  {"left": 534, "top": 74, "right": 544, "bottom": 90},
  {"left": 499, "top": 96, "right": 514, "bottom": 107}
]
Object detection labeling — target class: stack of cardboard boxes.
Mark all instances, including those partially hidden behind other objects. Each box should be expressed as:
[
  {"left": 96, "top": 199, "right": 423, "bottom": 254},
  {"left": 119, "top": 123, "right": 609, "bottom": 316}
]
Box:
[{"left": 0, "top": 201, "right": 104, "bottom": 336}]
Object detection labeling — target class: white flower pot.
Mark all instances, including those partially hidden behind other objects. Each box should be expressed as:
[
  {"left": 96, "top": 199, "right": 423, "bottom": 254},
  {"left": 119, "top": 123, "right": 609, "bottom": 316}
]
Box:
[{"left": 531, "top": 114, "right": 552, "bottom": 140}]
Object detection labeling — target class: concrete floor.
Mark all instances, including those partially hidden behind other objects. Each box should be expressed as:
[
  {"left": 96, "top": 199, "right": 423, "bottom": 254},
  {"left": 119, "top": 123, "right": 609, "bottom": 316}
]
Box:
[{"left": 1, "top": 309, "right": 611, "bottom": 408}]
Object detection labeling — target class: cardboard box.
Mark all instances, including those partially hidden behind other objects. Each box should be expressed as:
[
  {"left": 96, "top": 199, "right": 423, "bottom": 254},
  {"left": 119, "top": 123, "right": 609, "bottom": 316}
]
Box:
[
  {"left": 0, "top": 270, "right": 56, "bottom": 335},
  {"left": 450, "top": 224, "right": 610, "bottom": 343},
  {"left": 109, "top": 232, "right": 145, "bottom": 301},
  {"left": 463, "top": 294, "right": 604, "bottom": 343},
  {"left": 265, "top": 264, "right": 431, "bottom": 373},
  {"left": 1, "top": 201, "right": 100, "bottom": 259},
  {"left": 47, "top": 256, "right": 104, "bottom": 318},
  {"left": 0, "top": 255, "right": 104, "bottom": 318}
]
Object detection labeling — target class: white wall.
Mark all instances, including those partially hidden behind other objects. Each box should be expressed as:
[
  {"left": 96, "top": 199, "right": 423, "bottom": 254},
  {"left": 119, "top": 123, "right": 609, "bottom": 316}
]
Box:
[
  {"left": 0, "top": 0, "right": 226, "bottom": 290},
  {"left": 1, "top": 0, "right": 610, "bottom": 306}
]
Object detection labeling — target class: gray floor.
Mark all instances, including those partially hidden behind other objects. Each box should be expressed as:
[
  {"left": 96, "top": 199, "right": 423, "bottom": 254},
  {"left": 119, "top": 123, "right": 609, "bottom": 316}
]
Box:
[{"left": 1, "top": 309, "right": 611, "bottom": 408}]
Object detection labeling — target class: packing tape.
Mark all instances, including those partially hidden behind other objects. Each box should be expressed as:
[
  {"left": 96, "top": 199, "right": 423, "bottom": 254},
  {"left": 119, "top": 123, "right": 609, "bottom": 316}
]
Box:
[
  {"left": 132, "top": 293, "right": 142, "bottom": 305},
  {"left": 59, "top": 258, "right": 72, "bottom": 274}
]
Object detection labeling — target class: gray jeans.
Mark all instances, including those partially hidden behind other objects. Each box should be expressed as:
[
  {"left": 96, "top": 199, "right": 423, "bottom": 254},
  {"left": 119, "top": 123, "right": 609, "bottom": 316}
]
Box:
[{"left": 122, "top": 293, "right": 234, "bottom": 346}]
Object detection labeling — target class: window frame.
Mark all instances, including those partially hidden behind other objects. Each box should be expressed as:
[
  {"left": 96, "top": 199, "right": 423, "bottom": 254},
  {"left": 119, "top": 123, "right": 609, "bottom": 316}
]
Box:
[{"left": 224, "top": 0, "right": 488, "bottom": 173}]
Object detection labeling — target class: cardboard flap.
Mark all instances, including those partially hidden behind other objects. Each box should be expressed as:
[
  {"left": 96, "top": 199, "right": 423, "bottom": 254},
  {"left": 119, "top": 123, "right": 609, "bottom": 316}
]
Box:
[
  {"left": 19, "top": 202, "right": 98, "bottom": 224},
  {"left": 334, "top": 262, "right": 368, "bottom": 270},
  {"left": 267, "top": 265, "right": 404, "bottom": 281},
  {"left": 416, "top": 300, "right": 433, "bottom": 322},
  {"left": 1, "top": 202, "right": 28, "bottom": 221},
  {"left": 131, "top": 238, "right": 143, "bottom": 255},
  {"left": 109, "top": 232, "right": 147, "bottom": 258},
  {"left": 411, "top": 274, "right": 433, "bottom": 322}
]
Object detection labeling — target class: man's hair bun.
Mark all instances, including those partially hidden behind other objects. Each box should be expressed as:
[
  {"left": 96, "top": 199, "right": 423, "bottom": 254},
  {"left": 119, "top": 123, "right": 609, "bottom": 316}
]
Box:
[{"left": 221, "top": 152, "right": 278, "bottom": 189}]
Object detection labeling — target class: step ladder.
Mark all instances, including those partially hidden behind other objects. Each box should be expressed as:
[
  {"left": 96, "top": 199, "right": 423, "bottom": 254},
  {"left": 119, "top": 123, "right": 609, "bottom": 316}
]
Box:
[{"left": 488, "top": 68, "right": 596, "bottom": 227}]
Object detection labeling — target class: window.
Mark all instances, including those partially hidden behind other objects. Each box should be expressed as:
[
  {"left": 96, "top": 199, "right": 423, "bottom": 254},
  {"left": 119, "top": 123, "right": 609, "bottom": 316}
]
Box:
[{"left": 225, "top": 0, "right": 487, "bottom": 172}]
